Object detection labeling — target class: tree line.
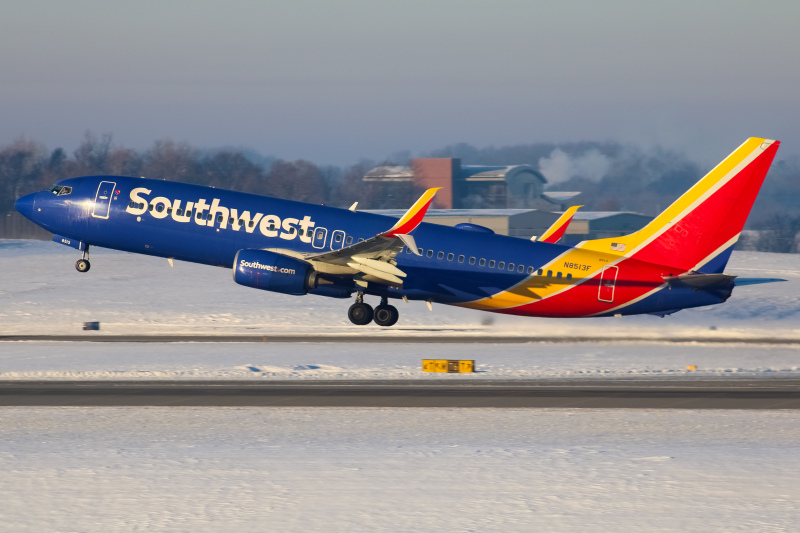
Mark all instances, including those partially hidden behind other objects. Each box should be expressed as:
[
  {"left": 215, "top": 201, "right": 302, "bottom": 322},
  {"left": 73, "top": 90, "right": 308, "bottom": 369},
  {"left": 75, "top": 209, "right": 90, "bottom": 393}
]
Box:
[{"left": 3, "top": 133, "right": 800, "bottom": 251}]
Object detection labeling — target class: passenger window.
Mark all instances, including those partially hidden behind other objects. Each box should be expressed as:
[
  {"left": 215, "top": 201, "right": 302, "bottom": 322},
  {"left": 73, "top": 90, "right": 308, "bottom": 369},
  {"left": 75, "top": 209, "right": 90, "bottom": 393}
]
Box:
[
  {"left": 537, "top": 269, "right": 543, "bottom": 276},
  {"left": 228, "top": 217, "right": 234, "bottom": 224},
  {"left": 469, "top": 257, "right": 476, "bottom": 265},
  {"left": 547, "top": 270, "right": 552, "bottom": 277},
  {"left": 417, "top": 248, "right": 423, "bottom": 255},
  {"left": 217, "top": 215, "right": 223, "bottom": 223},
  {"left": 335, "top": 234, "right": 342, "bottom": 241},
  {"left": 207, "top": 214, "right": 213, "bottom": 221},
  {"left": 527, "top": 266, "right": 534, "bottom": 274},
  {"left": 270, "top": 224, "right": 275, "bottom": 230},
  {"left": 177, "top": 209, "right": 183, "bottom": 216},
  {"left": 346, "top": 236, "right": 353, "bottom": 244},
  {"left": 195, "top": 211, "right": 202, "bottom": 218},
  {"left": 148, "top": 204, "right": 154, "bottom": 211},
  {"left": 557, "top": 272, "right": 563, "bottom": 279},
  {"left": 129, "top": 201, "right": 135, "bottom": 208},
  {"left": 427, "top": 250, "right": 434, "bottom": 258},
  {"left": 479, "top": 258, "right": 486, "bottom": 266},
  {"left": 458, "top": 255, "right": 465, "bottom": 263},
  {"left": 498, "top": 262, "right": 505, "bottom": 269},
  {"left": 437, "top": 251, "right": 444, "bottom": 259},
  {"left": 518, "top": 265, "right": 524, "bottom": 273},
  {"left": 247, "top": 221, "right": 253, "bottom": 227},
  {"left": 489, "top": 260, "right": 496, "bottom": 268},
  {"left": 447, "top": 253, "right": 454, "bottom": 261},
  {"left": 167, "top": 208, "right": 172, "bottom": 214},
  {"left": 508, "top": 263, "right": 514, "bottom": 271},
  {"left": 567, "top": 273, "right": 573, "bottom": 280},
  {"left": 157, "top": 204, "right": 165, "bottom": 212},
  {"left": 186, "top": 210, "right": 192, "bottom": 217}
]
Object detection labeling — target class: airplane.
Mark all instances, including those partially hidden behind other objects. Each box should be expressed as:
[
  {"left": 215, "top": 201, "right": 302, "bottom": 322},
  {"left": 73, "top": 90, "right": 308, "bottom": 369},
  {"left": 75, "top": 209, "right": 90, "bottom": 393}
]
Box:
[{"left": 14, "top": 137, "right": 785, "bottom": 327}]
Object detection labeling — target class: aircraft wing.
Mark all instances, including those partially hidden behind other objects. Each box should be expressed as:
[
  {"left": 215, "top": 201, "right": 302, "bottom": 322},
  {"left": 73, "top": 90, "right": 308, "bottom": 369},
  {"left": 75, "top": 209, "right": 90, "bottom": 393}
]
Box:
[
  {"left": 534, "top": 205, "right": 582, "bottom": 244},
  {"left": 278, "top": 188, "right": 441, "bottom": 287}
]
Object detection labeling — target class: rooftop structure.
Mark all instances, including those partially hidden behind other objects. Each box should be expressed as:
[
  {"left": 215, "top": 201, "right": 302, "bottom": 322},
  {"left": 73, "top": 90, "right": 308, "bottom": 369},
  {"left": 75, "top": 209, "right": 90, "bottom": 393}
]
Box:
[{"left": 364, "top": 158, "right": 579, "bottom": 210}]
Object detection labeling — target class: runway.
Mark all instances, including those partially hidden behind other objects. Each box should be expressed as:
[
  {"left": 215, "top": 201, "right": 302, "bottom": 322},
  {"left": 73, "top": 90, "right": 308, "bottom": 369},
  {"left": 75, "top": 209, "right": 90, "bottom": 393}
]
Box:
[
  {"left": 2, "top": 379, "right": 799, "bottom": 408},
  {"left": 3, "top": 334, "right": 800, "bottom": 345}
]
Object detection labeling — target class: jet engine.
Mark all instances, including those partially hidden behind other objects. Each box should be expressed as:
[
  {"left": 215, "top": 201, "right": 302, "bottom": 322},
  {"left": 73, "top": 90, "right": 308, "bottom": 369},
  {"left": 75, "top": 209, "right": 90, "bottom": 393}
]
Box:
[
  {"left": 233, "top": 249, "right": 353, "bottom": 298},
  {"left": 233, "top": 249, "right": 316, "bottom": 295}
]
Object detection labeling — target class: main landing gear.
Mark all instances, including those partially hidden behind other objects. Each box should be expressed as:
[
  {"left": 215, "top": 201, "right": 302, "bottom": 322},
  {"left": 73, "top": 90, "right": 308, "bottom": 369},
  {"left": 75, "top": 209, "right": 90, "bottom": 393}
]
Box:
[
  {"left": 348, "top": 293, "right": 399, "bottom": 327},
  {"left": 75, "top": 246, "right": 91, "bottom": 273}
]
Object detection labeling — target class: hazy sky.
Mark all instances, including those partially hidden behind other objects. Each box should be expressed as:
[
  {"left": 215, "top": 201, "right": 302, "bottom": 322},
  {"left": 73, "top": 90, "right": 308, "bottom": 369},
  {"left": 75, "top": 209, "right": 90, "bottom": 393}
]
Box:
[{"left": 2, "top": 0, "right": 798, "bottom": 166}]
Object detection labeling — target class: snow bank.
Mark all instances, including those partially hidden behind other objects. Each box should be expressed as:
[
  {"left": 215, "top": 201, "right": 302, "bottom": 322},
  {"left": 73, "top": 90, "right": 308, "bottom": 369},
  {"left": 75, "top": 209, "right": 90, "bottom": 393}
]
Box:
[{"left": 1, "top": 341, "right": 799, "bottom": 381}]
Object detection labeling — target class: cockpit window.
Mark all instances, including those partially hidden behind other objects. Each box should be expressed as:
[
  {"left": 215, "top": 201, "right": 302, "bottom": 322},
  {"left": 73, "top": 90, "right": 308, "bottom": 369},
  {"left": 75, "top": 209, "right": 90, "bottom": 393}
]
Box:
[{"left": 48, "top": 185, "right": 72, "bottom": 196}]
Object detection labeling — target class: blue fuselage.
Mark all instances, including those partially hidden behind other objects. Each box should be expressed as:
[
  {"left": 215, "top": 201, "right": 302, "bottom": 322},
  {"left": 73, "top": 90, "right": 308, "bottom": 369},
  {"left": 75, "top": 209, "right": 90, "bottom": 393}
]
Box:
[{"left": 15, "top": 175, "right": 730, "bottom": 316}]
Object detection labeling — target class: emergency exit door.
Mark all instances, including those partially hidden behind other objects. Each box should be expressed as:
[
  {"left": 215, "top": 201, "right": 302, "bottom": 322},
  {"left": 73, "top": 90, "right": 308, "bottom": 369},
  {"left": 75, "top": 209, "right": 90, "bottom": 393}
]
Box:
[
  {"left": 92, "top": 181, "right": 116, "bottom": 219},
  {"left": 598, "top": 265, "right": 619, "bottom": 303}
]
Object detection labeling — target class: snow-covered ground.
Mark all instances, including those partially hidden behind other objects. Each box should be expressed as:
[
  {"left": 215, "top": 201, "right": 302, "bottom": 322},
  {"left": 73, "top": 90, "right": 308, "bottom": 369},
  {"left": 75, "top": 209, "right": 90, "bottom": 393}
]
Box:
[
  {"left": 4, "top": 242, "right": 800, "bottom": 532},
  {"left": 2, "top": 239, "right": 800, "bottom": 339},
  {"left": 2, "top": 341, "right": 800, "bottom": 380},
  {"left": 2, "top": 407, "right": 799, "bottom": 532}
]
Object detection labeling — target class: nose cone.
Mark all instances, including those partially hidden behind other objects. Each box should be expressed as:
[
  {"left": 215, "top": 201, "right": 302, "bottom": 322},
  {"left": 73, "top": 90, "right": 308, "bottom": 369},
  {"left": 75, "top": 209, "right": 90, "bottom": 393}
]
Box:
[{"left": 14, "top": 193, "right": 37, "bottom": 221}]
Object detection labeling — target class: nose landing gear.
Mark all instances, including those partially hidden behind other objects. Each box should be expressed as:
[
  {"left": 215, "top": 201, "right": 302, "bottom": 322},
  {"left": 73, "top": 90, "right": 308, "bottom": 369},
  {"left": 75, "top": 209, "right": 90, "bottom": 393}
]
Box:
[{"left": 75, "top": 246, "right": 91, "bottom": 273}]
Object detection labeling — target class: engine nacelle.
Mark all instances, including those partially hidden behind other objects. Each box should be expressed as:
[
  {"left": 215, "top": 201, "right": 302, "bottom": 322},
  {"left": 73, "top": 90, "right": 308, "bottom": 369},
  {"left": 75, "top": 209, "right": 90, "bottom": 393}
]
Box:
[{"left": 233, "top": 249, "right": 314, "bottom": 296}]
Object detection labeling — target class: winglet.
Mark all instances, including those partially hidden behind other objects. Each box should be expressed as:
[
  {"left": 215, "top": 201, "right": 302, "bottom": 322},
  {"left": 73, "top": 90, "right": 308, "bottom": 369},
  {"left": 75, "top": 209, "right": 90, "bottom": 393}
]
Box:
[
  {"left": 384, "top": 187, "right": 441, "bottom": 236},
  {"left": 536, "top": 205, "right": 582, "bottom": 244}
]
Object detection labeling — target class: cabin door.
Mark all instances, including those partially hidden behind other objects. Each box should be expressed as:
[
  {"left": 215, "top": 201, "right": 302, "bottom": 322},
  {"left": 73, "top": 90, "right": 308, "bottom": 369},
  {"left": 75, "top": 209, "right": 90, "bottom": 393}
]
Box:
[
  {"left": 91, "top": 181, "right": 116, "bottom": 219},
  {"left": 598, "top": 266, "right": 619, "bottom": 303},
  {"left": 330, "top": 230, "right": 345, "bottom": 250},
  {"left": 312, "top": 227, "right": 327, "bottom": 249}
]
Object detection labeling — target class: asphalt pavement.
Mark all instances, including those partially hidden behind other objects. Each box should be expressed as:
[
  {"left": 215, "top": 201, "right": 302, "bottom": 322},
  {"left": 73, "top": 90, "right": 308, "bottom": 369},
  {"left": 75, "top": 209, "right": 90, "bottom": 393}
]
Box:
[{"left": 2, "top": 379, "right": 799, "bottom": 409}]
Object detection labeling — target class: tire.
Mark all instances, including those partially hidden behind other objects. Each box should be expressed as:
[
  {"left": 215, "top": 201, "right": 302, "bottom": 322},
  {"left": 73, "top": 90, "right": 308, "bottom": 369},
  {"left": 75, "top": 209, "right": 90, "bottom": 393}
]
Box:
[
  {"left": 348, "top": 302, "right": 374, "bottom": 325},
  {"left": 75, "top": 259, "right": 91, "bottom": 273},
  {"left": 373, "top": 304, "right": 399, "bottom": 327}
]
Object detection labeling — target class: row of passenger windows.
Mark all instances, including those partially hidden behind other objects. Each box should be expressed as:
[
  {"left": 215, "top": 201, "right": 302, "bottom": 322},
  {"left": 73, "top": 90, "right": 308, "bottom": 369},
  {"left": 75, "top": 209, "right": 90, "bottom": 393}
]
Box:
[{"left": 404, "top": 246, "right": 573, "bottom": 279}]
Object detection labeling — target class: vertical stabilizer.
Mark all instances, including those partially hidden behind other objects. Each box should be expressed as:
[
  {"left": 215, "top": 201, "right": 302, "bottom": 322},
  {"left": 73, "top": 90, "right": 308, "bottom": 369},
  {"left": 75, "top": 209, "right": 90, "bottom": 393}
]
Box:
[{"left": 581, "top": 138, "right": 779, "bottom": 272}]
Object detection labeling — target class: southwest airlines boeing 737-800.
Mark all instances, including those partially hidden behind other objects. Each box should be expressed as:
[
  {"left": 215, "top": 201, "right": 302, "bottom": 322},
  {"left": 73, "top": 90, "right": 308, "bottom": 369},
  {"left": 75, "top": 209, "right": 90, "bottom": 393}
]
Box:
[{"left": 14, "top": 138, "right": 784, "bottom": 327}]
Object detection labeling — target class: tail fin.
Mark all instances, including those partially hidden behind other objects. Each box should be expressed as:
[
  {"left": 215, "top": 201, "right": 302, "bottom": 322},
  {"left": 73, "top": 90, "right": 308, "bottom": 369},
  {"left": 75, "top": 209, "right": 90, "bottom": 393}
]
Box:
[{"left": 581, "top": 138, "right": 779, "bottom": 273}]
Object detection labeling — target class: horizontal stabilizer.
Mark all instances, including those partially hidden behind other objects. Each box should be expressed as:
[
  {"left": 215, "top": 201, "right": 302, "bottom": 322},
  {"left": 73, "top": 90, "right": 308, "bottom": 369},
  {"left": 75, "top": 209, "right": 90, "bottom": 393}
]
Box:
[
  {"left": 734, "top": 277, "right": 787, "bottom": 286},
  {"left": 663, "top": 272, "right": 736, "bottom": 290}
]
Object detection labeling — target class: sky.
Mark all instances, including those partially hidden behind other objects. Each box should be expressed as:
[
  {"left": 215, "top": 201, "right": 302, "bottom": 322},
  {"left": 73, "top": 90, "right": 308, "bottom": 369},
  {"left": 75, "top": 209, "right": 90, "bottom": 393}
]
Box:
[{"left": 1, "top": 0, "right": 798, "bottom": 166}]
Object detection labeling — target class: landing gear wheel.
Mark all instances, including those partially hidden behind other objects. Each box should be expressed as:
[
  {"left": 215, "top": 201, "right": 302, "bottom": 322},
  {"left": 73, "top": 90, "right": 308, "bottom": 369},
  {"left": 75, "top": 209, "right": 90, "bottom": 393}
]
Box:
[
  {"left": 75, "top": 259, "right": 91, "bottom": 273},
  {"left": 348, "top": 302, "right": 374, "bottom": 325},
  {"left": 373, "top": 305, "right": 399, "bottom": 327}
]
